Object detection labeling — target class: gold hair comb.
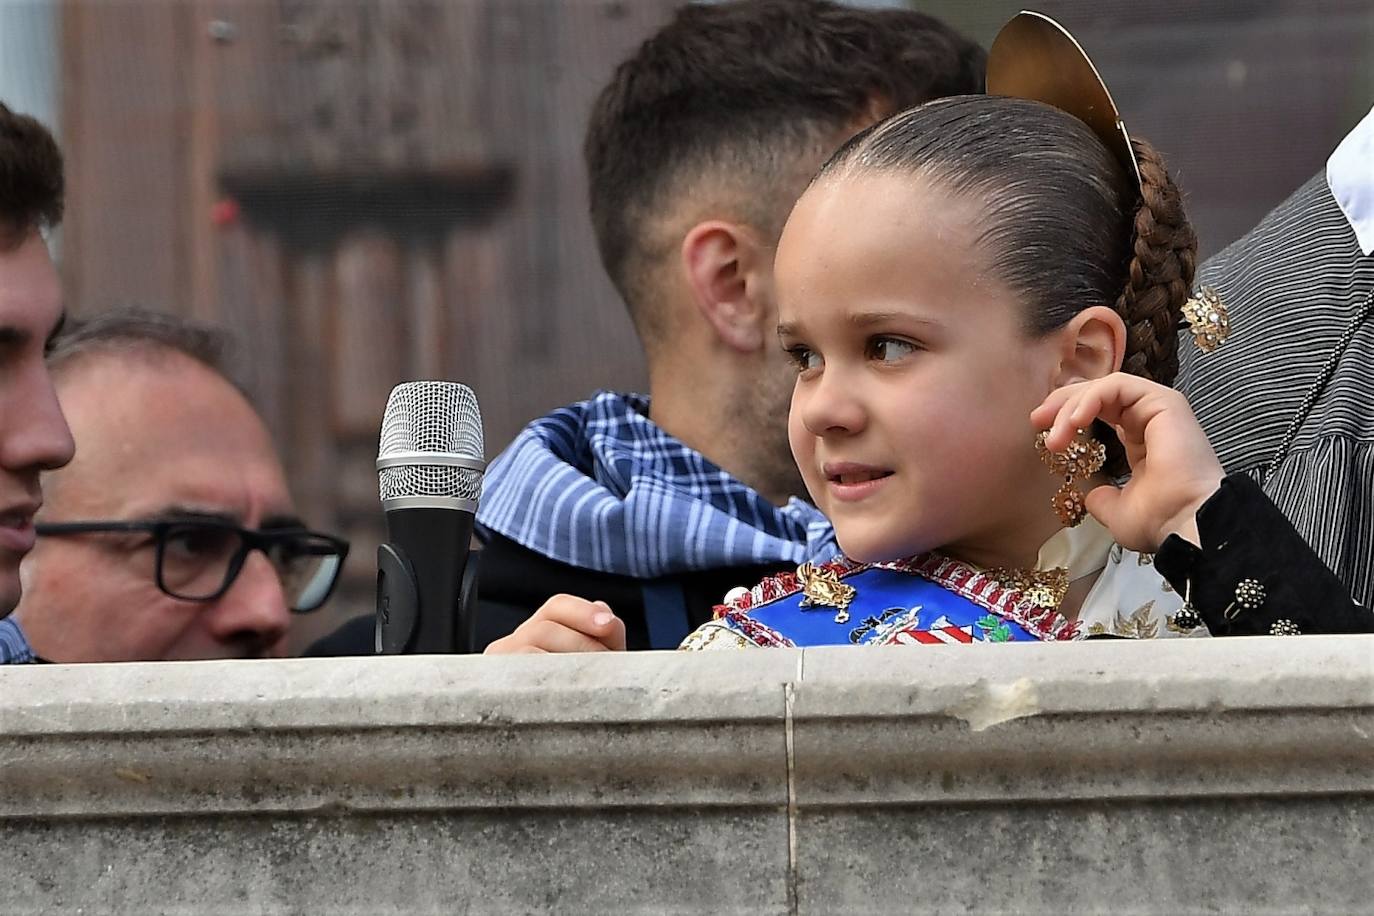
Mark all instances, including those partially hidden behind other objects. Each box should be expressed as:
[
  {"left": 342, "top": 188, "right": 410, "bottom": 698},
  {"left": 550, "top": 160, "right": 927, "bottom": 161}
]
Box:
[{"left": 986, "top": 10, "right": 1143, "bottom": 190}]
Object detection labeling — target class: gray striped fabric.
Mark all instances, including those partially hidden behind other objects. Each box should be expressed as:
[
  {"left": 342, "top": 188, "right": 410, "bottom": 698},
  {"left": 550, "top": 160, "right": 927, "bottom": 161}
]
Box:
[{"left": 1178, "top": 172, "right": 1374, "bottom": 606}]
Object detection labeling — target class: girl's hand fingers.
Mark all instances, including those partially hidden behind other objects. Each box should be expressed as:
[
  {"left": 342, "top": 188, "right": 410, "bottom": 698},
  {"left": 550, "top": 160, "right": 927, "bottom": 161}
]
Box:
[
  {"left": 595, "top": 602, "right": 628, "bottom": 651},
  {"left": 1052, "top": 390, "right": 1105, "bottom": 450},
  {"left": 527, "top": 595, "right": 618, "bottom": 634},
  {"left": 524, "top": 619, "right": 618, "bottom": 653},
  {"left": 485, "top": 596, "right": 626, "bottom": 654},
  {"left": 1029, "top": 385, "right": 1075, "bottom": 428},
  {"left": 1034, "top": 375, "right": 1166, "bottom": 450},
  {"left": 1082, "top": 482, "right": 1124, "bottom": 535}
]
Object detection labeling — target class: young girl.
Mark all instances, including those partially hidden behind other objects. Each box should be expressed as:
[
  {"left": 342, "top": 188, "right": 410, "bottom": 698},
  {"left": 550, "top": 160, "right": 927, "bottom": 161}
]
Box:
[
  {"left": 487, "top": 25, "right": 1373, "bottom": 654},
  {"left": 672, "top": 90, "right": 1206, "bottom": 647}
]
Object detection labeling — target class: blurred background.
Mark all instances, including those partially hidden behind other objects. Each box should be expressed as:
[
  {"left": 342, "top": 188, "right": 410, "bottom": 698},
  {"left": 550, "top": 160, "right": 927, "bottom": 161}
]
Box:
[{"left": 0, "top": 0, "right": 1370, "bottom": 649}]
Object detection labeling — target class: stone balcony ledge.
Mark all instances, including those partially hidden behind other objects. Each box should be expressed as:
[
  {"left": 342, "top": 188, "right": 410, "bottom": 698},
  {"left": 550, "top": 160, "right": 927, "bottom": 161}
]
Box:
[{"left": 3, "top": 636, "right": 1371, "bottom": 914}]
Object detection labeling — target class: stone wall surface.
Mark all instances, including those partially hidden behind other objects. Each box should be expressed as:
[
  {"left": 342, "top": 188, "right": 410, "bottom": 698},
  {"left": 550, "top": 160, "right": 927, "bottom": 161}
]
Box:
[{"left": 1, "top": 636, "right": 1371, "bottom": 914}]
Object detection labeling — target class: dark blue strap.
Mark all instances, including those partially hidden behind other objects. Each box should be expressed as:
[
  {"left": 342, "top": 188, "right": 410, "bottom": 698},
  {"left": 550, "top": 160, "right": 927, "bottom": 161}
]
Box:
[{"left": 640, "top": 580, "right": 692, "bottom": 649}]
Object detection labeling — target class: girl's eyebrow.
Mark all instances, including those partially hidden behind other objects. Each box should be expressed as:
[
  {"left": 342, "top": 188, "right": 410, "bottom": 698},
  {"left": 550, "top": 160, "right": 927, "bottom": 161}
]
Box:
[
  {"left": 845, "top": 310, "right": 942, "bottom": 329},
  {"left": 778, "top": 310, "right": 944, "bottom": 339}
]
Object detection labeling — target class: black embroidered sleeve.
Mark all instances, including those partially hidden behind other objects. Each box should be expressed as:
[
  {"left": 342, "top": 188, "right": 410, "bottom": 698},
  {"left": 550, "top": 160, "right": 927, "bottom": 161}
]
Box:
[{"left": 1154, "top": 473, "right": 1374, "bottom": 635}]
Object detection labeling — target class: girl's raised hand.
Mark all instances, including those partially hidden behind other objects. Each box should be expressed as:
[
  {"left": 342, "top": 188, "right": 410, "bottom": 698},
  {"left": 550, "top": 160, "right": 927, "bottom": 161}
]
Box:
[{"left": 1031, "top": 373, "right": 1225, "bottom": 552}]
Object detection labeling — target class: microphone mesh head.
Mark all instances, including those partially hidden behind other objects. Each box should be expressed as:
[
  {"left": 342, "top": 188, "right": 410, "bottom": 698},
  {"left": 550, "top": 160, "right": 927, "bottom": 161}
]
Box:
[{"left": 378, "top": 381, "right": 484, "bottom": 502}]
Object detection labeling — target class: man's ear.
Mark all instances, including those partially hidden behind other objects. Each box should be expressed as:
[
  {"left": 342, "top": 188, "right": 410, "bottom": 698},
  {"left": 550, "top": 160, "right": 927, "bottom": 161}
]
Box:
[
  {"left": 681, "top": 220, "right": 772, "bottom": 353},
  {"left": 1055, "top": 305, "right": 1127, "bottom": 385}
]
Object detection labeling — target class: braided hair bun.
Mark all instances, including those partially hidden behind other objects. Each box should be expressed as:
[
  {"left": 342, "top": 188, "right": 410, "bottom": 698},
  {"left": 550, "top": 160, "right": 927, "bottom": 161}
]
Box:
[{"left": 1115, "top": 139, "right": 1197, "bottom": 387}]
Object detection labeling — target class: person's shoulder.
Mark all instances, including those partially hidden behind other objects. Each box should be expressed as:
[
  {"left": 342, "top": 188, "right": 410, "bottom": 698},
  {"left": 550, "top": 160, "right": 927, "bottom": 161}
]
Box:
[
  {"left": 478, "top": 531, "right": 639, "bottom": 590},
  {"left": 483, "top": 390, "right": 647, "bottom": 490},
  {"left": 476, "top": 532, "right": 790, "bottom": 643},
  {"left": 1200, "top": 171, "right": 1358, "bottom": 289},
  {"left": 515, "top": 390, "right": 646, "bottom": 435},
  {"left": 472, "top": 532, "right": 649, "bottom": 645}
]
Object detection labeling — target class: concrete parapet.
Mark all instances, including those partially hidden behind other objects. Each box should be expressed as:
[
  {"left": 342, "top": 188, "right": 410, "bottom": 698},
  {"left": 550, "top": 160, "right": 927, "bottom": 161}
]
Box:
[{"left": 2, "top": 636, "right": 1371, "bottom": 913}]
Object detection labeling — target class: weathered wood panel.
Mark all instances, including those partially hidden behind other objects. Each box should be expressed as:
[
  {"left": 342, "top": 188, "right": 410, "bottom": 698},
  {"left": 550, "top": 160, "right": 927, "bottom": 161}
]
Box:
[
  {"left": 60, "top": 0, "right": 673, "bottom": 648},
  {"left": 61, "top": 1, "right": 189, "bottom": 315}
]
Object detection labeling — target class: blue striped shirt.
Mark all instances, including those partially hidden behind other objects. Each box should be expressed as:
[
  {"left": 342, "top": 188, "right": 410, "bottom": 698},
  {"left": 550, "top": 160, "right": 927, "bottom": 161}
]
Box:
[
  {"left": 0, "top": 616, "right": 34, "bottom": 664},
  {"left": 477, "top": 391, "right": 837, "bottom": 579}
]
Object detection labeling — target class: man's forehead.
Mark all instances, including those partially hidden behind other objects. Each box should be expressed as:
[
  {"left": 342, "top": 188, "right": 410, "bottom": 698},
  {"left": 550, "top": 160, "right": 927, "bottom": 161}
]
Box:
[
  {"left": 49, "top": 353, "right": 293, "bottom": 520},
  {"left": 58, "top": 348, "right": 248, "bottom": 421},
  {"left": 52, "top": 448, "right": 296, "bottom": 525}
]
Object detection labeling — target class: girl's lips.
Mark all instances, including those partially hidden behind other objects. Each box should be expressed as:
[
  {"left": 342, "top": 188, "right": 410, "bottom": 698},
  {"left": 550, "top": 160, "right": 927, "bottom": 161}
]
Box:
[
  {"left": 822, "top": 463, "right": 894, "bottom": 502},
  {"left": 826, "top": 476, "right": 892, "bottom": 502}
]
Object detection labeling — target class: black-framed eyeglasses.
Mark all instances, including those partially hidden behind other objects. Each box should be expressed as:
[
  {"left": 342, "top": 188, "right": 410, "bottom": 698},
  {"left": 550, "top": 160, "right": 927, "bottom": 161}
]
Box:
[{"left": 34, "top": 519, "right": 350, "bottom": 613}]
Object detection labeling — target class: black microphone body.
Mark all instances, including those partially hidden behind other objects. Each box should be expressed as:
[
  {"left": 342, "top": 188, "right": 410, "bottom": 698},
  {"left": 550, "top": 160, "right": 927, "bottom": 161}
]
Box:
[{"left": 378, "top": 507, "right": 475, "bottom": 654}]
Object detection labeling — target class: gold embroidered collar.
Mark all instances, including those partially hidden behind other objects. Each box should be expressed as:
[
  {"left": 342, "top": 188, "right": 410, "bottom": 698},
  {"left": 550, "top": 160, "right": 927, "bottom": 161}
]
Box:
[{"left": 985, "top": 516, "right": 1114, "bottom": 610}]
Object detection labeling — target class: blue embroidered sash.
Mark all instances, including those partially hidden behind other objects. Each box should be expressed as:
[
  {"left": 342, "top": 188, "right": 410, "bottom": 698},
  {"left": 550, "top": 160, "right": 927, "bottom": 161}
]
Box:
[{"left": 713, "top": 555, "right": 1081, "bottom": 646}]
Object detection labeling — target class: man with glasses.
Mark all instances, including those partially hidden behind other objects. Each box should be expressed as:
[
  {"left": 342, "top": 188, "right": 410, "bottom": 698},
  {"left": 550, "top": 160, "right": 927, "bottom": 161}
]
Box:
[
  {"left": 10, "top": 308, "right": 348, "bottom": 662},
  {"left": 0, "top": 102, "right": 78, "bottom": 663}
]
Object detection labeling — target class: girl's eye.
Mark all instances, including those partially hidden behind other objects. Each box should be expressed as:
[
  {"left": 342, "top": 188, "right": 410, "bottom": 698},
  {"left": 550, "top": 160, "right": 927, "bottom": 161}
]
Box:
[
  {"left": 785, "top": 345, "right": 822, "bottom": 372},
  {"left": 868, "top": 337, "right": 917, "bottom": 363}
]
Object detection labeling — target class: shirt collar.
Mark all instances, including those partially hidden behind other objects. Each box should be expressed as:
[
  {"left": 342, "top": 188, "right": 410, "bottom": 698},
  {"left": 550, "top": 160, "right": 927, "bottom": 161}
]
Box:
[
  {"left": 1327, "top": 104, "right": 1374, "bottom": 257},
  {"left": 1036, "top": 515, "right": 1115, "bottom": 583}
]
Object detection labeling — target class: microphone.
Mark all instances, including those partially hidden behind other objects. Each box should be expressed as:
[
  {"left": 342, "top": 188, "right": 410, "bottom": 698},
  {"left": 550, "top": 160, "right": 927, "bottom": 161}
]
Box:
[{"left": 375, "top": 381, "right": 485, "bottom": 654}]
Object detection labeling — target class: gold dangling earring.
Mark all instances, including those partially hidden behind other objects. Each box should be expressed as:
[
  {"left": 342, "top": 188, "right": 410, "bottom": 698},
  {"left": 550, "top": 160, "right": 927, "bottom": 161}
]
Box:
[{"left": 1035, "top": 428, "right": 1106, "bottom": 527}]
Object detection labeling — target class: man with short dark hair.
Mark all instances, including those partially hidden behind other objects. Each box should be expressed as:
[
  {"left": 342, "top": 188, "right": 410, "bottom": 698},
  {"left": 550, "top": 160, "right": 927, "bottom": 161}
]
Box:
[
  {"left": 0, "top": 101, "right": 78, "bottom": 663},
  {"left": 478, "top": 0, "right": 985, "bottom": 652},
  {"left": 11, "top": 308, "right": 349, "bottom": 662}
]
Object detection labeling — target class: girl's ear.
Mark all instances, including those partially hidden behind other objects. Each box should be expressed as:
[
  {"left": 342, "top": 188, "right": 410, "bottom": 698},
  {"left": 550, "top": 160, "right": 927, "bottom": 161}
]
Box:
[{"left": 1055, "top": 305, "right": 1126, "bottom": 385}]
